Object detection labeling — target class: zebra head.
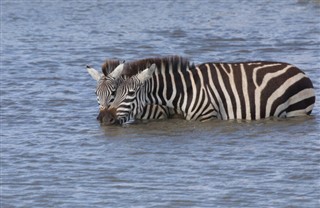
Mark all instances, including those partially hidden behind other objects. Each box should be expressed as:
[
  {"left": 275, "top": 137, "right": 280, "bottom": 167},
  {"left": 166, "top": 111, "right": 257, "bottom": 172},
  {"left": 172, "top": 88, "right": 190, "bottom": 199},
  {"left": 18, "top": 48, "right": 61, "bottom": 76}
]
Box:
[
  {"left": 87, "top": 61, "right": 125, "bottom": 122},
  {"left": 104, "top": 64, "right": 157, "bottom": 125}
]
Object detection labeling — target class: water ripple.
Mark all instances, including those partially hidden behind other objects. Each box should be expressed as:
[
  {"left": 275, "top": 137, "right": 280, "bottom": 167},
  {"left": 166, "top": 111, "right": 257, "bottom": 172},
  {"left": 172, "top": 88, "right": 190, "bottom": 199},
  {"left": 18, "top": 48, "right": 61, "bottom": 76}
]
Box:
[{"left": 2, "top": 0, "right": 320, "bottom": 207}]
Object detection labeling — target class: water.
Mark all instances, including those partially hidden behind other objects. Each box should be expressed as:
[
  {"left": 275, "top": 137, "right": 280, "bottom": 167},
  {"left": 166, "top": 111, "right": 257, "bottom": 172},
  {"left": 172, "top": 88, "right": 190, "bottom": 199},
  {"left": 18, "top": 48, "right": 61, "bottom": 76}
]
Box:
[{"left": 1, "top": 0, "right": 320, "bottom": 207}]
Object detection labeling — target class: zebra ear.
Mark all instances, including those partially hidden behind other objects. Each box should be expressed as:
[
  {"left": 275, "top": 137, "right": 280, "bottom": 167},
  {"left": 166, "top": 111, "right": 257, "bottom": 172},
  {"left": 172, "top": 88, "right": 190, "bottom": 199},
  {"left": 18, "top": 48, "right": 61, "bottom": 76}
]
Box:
[
  {"left": 109, "top": 63, "right": 124, "bottom": 79},
  {"left": 137, "top": 63, "right": 157, "bottom": 82},
  {"left": 87, "top": 65, "right": 102, "bottom": 81}
]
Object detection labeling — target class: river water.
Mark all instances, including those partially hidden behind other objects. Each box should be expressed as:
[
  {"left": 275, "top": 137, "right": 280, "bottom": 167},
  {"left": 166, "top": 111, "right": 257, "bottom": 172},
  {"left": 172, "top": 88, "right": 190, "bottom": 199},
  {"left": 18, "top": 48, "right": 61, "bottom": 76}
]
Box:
[{"left": 1, "top": 0, "right": 320, "bottom": 207}]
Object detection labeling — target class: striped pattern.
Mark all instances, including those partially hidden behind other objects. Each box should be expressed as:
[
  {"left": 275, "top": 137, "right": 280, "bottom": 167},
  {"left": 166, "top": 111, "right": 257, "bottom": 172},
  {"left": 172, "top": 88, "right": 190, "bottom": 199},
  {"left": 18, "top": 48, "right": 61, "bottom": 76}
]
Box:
[
  {"left": 200, "top": 62, "right": 315, "bottom": 120},
  {"left": 95, "top": 75, "right": 119, "bottom": 110},
  {"left": 106, "top": 57, "right": 315, "bottom": 124},
  {"left": 93, "top": 59, "right": 122, "bottom": 110},
  {"left": 88, "top": 59, "right": 174, "bottom": 123}
]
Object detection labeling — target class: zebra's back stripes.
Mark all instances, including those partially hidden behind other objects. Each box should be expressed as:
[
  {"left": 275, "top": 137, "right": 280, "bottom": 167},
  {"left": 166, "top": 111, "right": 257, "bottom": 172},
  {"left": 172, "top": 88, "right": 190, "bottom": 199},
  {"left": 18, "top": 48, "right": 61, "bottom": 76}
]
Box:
[{"left": 199, "top": 62, "right": 314, "bottom": 120}]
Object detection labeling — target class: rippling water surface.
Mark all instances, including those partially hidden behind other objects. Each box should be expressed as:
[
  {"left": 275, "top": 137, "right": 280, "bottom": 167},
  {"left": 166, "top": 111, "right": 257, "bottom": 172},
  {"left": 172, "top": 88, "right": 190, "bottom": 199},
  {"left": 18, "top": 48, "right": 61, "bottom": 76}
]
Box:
[{"left": 2, "top": 1, "right": 320, "bottom": 207}]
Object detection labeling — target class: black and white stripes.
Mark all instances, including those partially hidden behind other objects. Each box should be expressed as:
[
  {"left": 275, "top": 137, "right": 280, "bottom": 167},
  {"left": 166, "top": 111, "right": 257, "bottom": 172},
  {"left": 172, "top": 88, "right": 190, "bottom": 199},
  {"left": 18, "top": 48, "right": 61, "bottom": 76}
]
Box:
[
  {"left": 105, "top": 57, "right": 315, "bottom": 124},
  {"left": 87, "top": 59, "right": 174, "bottom": 123},
  {"left": 200, "top": 62, "right": 315, "bottom": 120}
]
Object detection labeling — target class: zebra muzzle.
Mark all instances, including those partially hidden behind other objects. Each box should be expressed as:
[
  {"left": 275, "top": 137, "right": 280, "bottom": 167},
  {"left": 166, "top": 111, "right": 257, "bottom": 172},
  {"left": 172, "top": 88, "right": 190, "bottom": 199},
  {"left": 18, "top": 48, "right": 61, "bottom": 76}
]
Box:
[{"left": 97, "top": 108, "right": 118, "bottom": 125}]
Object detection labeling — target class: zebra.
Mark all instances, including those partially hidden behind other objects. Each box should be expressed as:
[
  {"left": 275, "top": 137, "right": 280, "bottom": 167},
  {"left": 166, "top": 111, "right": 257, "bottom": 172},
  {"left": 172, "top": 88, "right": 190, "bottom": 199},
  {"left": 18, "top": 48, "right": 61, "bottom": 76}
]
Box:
[
  {"left": 86, "top": 58, "right": 176, "bottom": 124},
  {"left": 102, "top": 56, "right": 316, "bottom": 125}
]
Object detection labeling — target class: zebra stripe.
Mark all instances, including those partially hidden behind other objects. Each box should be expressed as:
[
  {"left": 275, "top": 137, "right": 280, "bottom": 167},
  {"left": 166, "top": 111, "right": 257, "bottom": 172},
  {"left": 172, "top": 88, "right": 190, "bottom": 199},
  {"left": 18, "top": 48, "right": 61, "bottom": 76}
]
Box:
[
  {"left": 87, "top": 59, "right": 174, "bottom": 123},
  {"left": 105, "top": 58, "right": 315, "bottom": 124},
  {"left": 241, "top": 64, "right": 251, "bottom": 120},
  {"left": 206, "top": 64, "right": 227, "bottom": 119}
]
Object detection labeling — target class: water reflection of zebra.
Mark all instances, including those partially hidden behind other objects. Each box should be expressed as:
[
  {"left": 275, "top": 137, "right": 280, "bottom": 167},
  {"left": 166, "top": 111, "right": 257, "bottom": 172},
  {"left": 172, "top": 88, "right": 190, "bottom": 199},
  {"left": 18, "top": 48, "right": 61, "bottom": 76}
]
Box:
[
  {"left": 103, "top": 56, "right": 315, "bottom": 124},
  {"left": 87, "top": 59, "right": 175, "bottom": 124}
]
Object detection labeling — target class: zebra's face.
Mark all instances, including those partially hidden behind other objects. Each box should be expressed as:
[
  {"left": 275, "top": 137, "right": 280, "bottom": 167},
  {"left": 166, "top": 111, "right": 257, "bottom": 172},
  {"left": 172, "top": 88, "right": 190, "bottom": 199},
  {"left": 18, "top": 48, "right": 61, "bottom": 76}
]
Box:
[
  {"left": 87, "top": 63, "right": 124, "bottom": 122},
  {"left": 108, "top": 78, "right": 145, "bottom": 124},
  {"left": 95, "top": 76, "right": 119, "bottom": 110},
  {"left": 105, "top": 64, "right": 157, "bottom": 125}
]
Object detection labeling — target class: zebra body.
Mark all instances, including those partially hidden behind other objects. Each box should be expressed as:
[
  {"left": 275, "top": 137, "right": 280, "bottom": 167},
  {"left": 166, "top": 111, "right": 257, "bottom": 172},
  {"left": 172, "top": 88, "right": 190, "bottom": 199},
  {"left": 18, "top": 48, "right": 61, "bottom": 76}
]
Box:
[
  {"left": 86, "top": 59, "right": 175, "bottom": 123},
  {"left": 105, "top": 57, "right": 315, "bottom": 124}
]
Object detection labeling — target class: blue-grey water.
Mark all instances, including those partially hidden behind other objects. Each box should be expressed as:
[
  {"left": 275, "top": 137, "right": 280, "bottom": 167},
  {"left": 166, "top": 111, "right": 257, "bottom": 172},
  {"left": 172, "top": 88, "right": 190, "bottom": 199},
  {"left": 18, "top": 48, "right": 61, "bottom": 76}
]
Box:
[{"left": 1, "top": 1, "right": 320, "bottom": 207}]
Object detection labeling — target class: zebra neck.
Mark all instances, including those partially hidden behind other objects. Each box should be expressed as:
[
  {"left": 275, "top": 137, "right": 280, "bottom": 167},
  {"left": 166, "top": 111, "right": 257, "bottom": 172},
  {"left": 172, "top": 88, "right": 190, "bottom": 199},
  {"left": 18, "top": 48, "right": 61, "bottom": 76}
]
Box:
[{"left": 144, "top": 70, "right": 190, "bottom": 116}]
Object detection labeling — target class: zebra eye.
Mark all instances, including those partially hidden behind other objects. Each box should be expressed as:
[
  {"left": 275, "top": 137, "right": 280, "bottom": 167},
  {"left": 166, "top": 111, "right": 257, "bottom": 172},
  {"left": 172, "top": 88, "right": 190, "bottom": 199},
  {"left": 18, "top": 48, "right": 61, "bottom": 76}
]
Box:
[{"left": 127, "top": 90, "right": 135, "bottom": 96}]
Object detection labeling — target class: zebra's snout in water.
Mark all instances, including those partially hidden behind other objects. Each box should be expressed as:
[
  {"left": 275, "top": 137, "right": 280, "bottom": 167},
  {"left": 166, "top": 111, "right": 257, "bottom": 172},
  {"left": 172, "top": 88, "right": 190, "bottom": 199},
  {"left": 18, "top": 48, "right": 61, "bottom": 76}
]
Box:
[{"left": 97, "top": 108, "right": 117, "bottom": 125}]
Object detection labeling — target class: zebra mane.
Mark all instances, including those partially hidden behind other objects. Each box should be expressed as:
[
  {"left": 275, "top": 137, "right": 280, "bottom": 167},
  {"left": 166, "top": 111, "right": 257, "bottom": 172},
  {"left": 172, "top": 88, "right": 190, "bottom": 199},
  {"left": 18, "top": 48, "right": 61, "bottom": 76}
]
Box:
[
  {"left": 122, "top": 55, "right": 194, "bottom": 77},
  {"left": 101, "top": 59, "right": 121, "bottom": 76}
]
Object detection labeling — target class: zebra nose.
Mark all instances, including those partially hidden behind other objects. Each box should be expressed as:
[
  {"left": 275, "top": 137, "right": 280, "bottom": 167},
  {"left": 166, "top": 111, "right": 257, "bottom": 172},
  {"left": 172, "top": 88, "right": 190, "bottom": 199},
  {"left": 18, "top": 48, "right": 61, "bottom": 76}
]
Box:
[
  {"left": 102, "top": 114, "right": 115, "bottom": 125},
  {"left": 104, "top": 108, "right": 117, "bottom": 124},
  {"left": 100, "top": 108, "right": 117, "bottom": 125},
  {"left": 97, "top": 110, "right": 104, "bottom": 122}
]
